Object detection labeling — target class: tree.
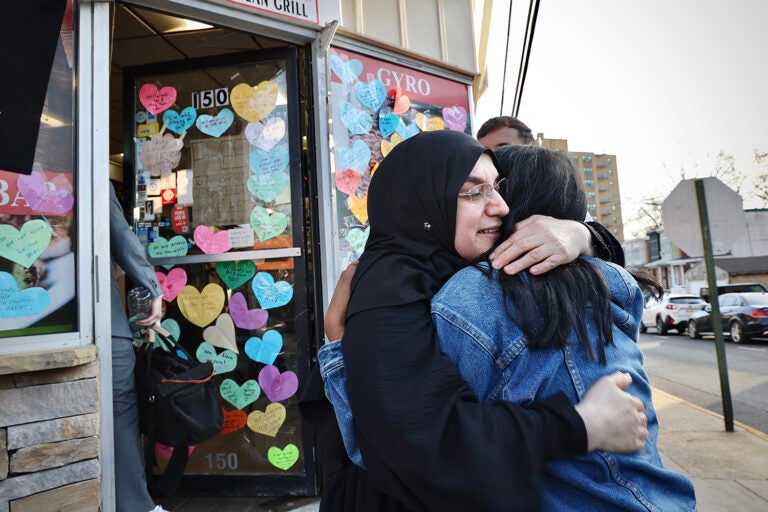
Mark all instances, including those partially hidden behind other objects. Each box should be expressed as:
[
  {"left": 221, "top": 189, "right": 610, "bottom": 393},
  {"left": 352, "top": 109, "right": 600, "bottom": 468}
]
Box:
[{"left": 752, "top": 150, "right": 768, "bottom": 207}]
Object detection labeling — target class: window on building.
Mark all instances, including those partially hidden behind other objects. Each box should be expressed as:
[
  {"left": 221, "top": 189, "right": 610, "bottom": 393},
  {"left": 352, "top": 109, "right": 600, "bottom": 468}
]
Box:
[
  {"left": 583, "top": 167, "right": 593, "bottom": 174},
  {"left": 582, "top": 155, "right": 592, "bottom": 162},
  {"left": 587, "top": 191, "right": 595, "bottom": 198},
  {"left": 585, "top": 179, "right": 594, "bottom": 186}
]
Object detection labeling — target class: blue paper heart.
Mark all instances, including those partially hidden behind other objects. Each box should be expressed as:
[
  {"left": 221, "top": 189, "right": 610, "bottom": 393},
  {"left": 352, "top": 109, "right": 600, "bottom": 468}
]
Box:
[
  {"left": 247, "top": 170, "right": 290, "bottom": 202},
  {"left": 330, "top": 54, "right": 363, "bottom": 85},
  {"left": 250, "top": 145, "right": 290, "bottom": 175},
  {"left": 378, "top": 112, "right": 400, "bottom": 138},
  {"left": 335, "top": 139, "right": 371, "bottom": 175},
  {"left": 195, "top": 108, "right": 234, "bottom": 137},
  {"left": 354, "top": 79, "right": 387, "bottom": 111},
  {"left": 244, "top": 330, "right": 283, "bottom": 365},
  {"left": 396, "top": 119, "right": 420, "bottom": 139},
  {"left": 163, "top": 107, "right": 197, "bottom": 135},
  {"left": 338, "top": 101, "right": 373, "bottom": 135},
  {"left": 252, "top": 272, "right": 293, "bottom": 310},
  {"left": 0, "top": 271, "right": 49, "bottom": 318}
]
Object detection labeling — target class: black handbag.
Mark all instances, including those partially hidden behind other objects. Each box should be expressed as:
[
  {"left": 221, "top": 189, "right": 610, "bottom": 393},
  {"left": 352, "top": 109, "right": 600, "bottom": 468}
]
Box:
[{"left": 134, "top": 325, "right": 223, "bottom": 496}]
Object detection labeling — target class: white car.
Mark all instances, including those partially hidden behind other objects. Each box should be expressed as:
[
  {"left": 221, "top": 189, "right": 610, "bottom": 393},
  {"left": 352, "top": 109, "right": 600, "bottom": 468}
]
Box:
[{"left": 640, "top": 294, "right": 707, "bottom": 335}]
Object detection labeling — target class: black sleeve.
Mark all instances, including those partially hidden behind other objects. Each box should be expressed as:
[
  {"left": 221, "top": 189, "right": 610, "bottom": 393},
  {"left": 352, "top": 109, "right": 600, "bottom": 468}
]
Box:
[
  {"left": 584, "top": 221, "right": 625, "bottom": 267},
  {"left": 342, "top": 303, "right": 587, "bottom": 512}
]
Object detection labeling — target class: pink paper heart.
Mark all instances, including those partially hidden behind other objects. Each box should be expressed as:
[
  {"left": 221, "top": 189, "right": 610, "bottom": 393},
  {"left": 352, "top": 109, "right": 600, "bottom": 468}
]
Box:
[
  {"left": 156, "top": 268, "right": 188, "bottom": 302},
  {"left": 258, "top": 365, "right": 298, "bottom": 402},
  {"left": 139, "top": 84, "right": 177, "bottom": 115},
  {"left": 245, "top": 118, "right": 286, "bottom": 152},
  {"left": 229, "top": 292, "right": 268, "bottom": 330},
  {"left": 155, "top": 442, "right": 195, "bottom": 462},
  {"left": 442, "top": 105, "right": 468, "bottom": 131},
  {"left": 16, "top": 172, "right": 74, "bottom": 214},
  {"left": 194, "top": 225, "right": 231, "bottom": 255},
  {"left": 334, "top": 169, "right": 362, "bottom": 196}
]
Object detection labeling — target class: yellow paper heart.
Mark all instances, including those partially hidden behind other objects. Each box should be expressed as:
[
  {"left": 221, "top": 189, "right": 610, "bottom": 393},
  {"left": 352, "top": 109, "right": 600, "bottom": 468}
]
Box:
[
  {"left": 231, "top": 81, "right": 278, "bottom": 122},
  {"left": 247, "top": 403, "right": 286, "bottom": 437},
  {"left": 347, "top": 194, "right": 368, "bottom": 224},
  {"left": 177, "top": 283, "right": 225, "bottom": 328},
  {"left": 414, "top": 112, "right": 445, "bottom": 132},
  {"left": 203, "top": 313, "right": 239, "bottom": 353},
  {"left": 380, "top": 133, "right": 404, "bottom": 157}
]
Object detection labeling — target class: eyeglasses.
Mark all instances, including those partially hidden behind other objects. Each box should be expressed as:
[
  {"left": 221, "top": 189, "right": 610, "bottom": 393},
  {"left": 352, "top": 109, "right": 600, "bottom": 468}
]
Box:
[{"left": 457, "top": 178, "right": 506, "bottom": 205}]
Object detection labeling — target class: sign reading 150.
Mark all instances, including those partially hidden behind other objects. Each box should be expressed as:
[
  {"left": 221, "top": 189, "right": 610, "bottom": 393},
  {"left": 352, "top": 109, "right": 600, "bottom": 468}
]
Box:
[{"left": 191, "top": 88, "right": 230, "bottom": 109}]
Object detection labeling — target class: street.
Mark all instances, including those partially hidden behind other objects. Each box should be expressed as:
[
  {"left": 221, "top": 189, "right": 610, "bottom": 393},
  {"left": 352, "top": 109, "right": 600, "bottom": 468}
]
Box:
[{"left": 639, "top": 331, "right": 768, "bottom": 435}]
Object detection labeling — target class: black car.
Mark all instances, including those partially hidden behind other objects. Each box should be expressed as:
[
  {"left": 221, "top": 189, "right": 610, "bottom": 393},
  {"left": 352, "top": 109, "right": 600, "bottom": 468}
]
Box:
[{"left": 687, "top": 292, "right": 768, "bottom": 343}]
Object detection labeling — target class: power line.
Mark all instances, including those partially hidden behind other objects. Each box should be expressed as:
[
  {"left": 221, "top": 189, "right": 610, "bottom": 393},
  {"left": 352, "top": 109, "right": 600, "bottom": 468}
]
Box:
[{"left": 512, "top": 0, "right": 540, "bottom": 117}]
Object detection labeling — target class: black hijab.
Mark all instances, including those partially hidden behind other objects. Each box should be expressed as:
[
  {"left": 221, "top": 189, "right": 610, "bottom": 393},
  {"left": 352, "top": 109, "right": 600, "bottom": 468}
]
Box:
[{"left": 347, "top": 130, "right": 489, "bottom": 316}]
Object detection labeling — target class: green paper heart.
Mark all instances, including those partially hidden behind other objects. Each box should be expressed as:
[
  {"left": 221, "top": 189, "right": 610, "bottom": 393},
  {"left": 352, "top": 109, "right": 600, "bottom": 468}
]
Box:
[
  {"left": 0, "top": 220, "right": 53, "bottom": 268},
  {"left": 247, "top": 170, "right": 290, "bottom": 202},
  {"left": 249, "top": 206, "right": 288, "bottom": 242},
  {"left": 153, "top": 318, "right": 182, "bottom": 351},
  {"left": 195, "top": 342, "right": 237, "bottom": 375},
  {"left": 268, "top": 443, "right": 299, "bottom": 471},
  {"left": 347, "top": 226, "right": 370, "bottom": 254},
  {"left": 216, "top": 260, "right": 256, "bottom": 290},
  {"left": 148, "top": 235, "right": 188, "bottom": 269},
  {"left": 220, "top": 378, "right": 261, "bottom": 410}
]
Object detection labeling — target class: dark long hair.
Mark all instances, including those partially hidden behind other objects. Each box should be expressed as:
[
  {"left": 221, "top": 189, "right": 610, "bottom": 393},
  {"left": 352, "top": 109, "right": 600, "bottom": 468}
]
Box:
[{"left": 492, "top": 146, "right": 619, "bottom": 362}]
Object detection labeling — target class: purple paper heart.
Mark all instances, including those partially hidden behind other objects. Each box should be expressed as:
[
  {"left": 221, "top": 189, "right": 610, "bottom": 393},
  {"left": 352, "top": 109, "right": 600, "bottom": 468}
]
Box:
[
  {"left": 258, "top": 365, "right": 298, "bottom": 402},
  {"left": 16, "top": 172, "right": 74, "bottom": 215},
  {"left": 442, "top": 105, "right": 468, "bottom": 131},
  {"left": 229, "top": 292, "right": 268, "bottom": 329}
]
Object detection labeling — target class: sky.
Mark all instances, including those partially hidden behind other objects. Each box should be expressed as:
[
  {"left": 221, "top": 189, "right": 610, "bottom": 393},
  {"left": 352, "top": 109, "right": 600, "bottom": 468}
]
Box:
[{"left": 475, "top": 0, "right": 768, "bottom": 239}]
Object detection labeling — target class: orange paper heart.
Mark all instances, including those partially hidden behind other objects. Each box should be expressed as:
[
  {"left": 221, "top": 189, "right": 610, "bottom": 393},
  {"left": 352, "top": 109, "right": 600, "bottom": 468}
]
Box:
[
  {"left": 390, "top": 87, "right": 411, "bottom": 114},
  {"left": 414, "top": 112, "right": 445, "bottom": 132},
  {"left": 221, "top": 408, "right": 247, "bottom": 435},
  {"left": 347, "top": 194, "right": 368, "bottom": 224}
]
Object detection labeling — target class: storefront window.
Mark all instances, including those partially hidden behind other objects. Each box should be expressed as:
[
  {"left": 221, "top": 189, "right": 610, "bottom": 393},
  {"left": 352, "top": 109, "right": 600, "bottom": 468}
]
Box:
[{"left": 0, "top": 9, "right": 76, "bottom": 338}]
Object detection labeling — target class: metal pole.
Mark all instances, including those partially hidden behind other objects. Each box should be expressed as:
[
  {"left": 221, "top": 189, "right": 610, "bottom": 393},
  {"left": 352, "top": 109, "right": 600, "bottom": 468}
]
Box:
[{"left": 695, "top": 179, "right": 734, "bottom": 432}]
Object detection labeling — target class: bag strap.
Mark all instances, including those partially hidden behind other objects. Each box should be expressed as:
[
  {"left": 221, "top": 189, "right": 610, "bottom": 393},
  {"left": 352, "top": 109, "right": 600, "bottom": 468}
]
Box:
[
  {"left": 161, "top": 363, "right": 216, "bottom": 384},
  {"left": 154, "top": 444, "right": 190, "bottom": 497}
]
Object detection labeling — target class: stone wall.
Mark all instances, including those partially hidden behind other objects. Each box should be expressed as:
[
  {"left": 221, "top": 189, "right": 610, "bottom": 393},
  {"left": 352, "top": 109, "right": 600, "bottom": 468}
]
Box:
[{"left": 0, "top": 347, "right": 101, "bottom": 512}]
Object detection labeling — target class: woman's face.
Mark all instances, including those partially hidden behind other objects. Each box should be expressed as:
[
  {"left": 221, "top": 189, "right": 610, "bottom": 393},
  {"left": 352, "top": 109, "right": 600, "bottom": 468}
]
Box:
[{"left": 454, "top": 153, "right": 510, "bottom": 260}]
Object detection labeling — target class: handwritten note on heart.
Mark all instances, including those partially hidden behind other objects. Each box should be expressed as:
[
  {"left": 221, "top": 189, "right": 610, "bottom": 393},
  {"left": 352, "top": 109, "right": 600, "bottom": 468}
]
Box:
[
  {"left": 338, "top": 102, "right": 373, "bottom": 135},
  {"left": 330, "top": 53, "right": 362, "bottom": 84},
  {"left": 268, "top": 443, "right": 299, "bottom": 471},
  {"left": 355, "top": 79, "right": 387, "bottom": 111},
  {"left": 334, "top": 169, "right": 362, "bottom": 196},
  {"left": 347, "top": 226, "right": 370, "bottom": 254},
  {"left": 247, "top": 403, "right": 286, "bottom": 437},
  {"left": 252, "top": 272, "right": 293, "bottom": 310},
  {"left": 381, "top": 132, "right": 404, "bottom": 157},
  {"left": 215, "top": 260, "right": 256, "bottom": 290},
  {"left": 414, "top": 112, "right": 445, "bottom": 132},
  {"left": 0, "top": 220, "right": 52, "bottom": 268},
  {"left": 220, "top": 378, "right": 260, "bottom": 409},
  {"left": 221, "top": 408, "right": 247, "bottom": 435},
  {"left": 259, "top": 365, "right": 298, "bottom": 402},
  {"left": 249, "top": 144, "right": 290, "bottom": 175},
  {"left": 249, "top": 206, "right": 288, "bottom": 243},
  {"left": 139, "top": 84, "right": 177, "bottom": 115},
  {"left": 229, "top": 291, "right": 268, "bottom": 330},
  {"left": 245, "top": 118, "right": 286, "bottom": 152},
  {"left": 195, "top": 108, "right": 234, "bottom": 137},
  {"left": 16, "top": 172, "right": 74, "bottom": 215},
  {"left": 247, "top": 169, "right": 290, "bottom": 202},
  {"left": 148, "top": 235, "right": 188, "bottom": 269},
  {"left": 231, "top": 82, "right": 278, "bottom": 122},
  {"left": 203, "top": 313, "right": 239, "bottom": 353},
  {"left": 156, "top": 268, "right": 187, "bottom": 302},
  {"left": 196, "top": 342, "right": 237, "bottom": 375},
  {"left": 347, "top": 194, "right": 368, "bottom": 224},
  {"left": 194, "top": 225, "right": 231, "bottom": 255},
  {"left": 442, "top": 105, "right": 468, "bottom": 131},
  {"left": 163, "top": 107, "right": 197, "bottom": 135},
  {"left": 0, "top": 271, "right": 49, "bottom": 318},
  {"left": 177, "top": 284, "right": 225, "bottom": 327},
  {"left": 378, "top": 111, "right": 400, "bottom": 138},
  {"left": 335, "top": 139, "right": 371, "bottom": 175},
  {"left": 139, "top": 133, "right": 183, "bottom": 177},
  {"left": 245, "top": 330, "right": 283, "bottom": 365}
]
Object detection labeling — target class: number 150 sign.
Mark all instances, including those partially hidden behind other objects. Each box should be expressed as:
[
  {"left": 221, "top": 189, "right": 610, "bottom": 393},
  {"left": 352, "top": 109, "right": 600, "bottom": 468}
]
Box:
[{"left": 191, "top": 87, "right": 230, "bottom": 109}]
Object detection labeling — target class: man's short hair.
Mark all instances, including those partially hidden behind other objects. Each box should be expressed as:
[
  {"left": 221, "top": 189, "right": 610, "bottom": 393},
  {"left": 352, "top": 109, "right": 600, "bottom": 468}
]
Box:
[{"left": 476, "top": 116, "right": 535, "bottom": 145}]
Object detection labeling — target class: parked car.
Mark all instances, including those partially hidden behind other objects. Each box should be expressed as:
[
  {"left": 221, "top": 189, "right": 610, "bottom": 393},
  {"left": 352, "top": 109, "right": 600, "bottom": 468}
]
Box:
[
  {"left": 699, "top": 282, "right": 767, "bottom": 303},
  {"left": 687, "top": 292, "right": 768, "bottom": 343},
  {"left": 640, "top": 294, "right": 707, "bottom": 335}
]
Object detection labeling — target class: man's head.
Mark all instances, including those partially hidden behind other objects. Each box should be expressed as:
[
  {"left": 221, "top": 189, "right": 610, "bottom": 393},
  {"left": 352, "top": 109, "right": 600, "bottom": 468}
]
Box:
[{"left": 476, "top": 116, "right": 535, "bottom": 148}]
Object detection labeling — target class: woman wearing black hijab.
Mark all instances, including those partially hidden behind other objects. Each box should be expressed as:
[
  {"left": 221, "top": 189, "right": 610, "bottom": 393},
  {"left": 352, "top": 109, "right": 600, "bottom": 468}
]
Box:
[{"left": 301, "top": 131, "right": 646, "bottom": 511}]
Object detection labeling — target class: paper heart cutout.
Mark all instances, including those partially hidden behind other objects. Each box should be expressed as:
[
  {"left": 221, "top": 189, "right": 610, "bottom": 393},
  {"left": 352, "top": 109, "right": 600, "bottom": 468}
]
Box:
[
  {"left": 244, "top": 330, "right": 283, "bottom": 365},
  {"left": 195, "top": 342, "right": 238, "bottom": 375},
  {"left": 258, "top": 365, "right": 299, "bottom": 402},
  {"left": 0, "top": 220, "right": 52, "bottom": 268},
  {"left": 390, "top": 87, "right": 411, "bottom": 114},
  {"left": 221, "top": 408, "right": 247, "bottom": 435},
  {"left": 354, "top": 79, "right": 387, "bottom": 111},
  {"left": 16, "top": 172, "right": 74, "bottom": 215},
  {"left": 378, "top": 111, "right": 400, "bottom": 138},
  {"left": 155, "top": 443, "right": 195, "bottom": 463},
  {"left": 148, "top": 235, "right": 188, "bottom": 269},
  {"left": 335, "top": 139, "right": 371, "bottom": 175},
  {"left": 245, "top": 118, "right": 286, "bottom": 152},
  {"left": 249, "top": 206, "right": 288, "bottom": 243},
  {"left": 334, "top": 169, "right": 362, "bottom": 196},
  {"left": 156, "top": 268, "right": 187, "bottom": 302},
  {"left": 347, "top": 226, "right": 370, "bottom": 254},
  {"left": 139, "top": 84, "right": 177, "bottom": 115},
  {"left": 395, "top": 119, "right": 420, "bottom": 140},
  {"left": 442, "top": 105, "right": 468, "bottom": 131},
  {"left": 0, "top": 271, "right": 49, "bottom": 318},
  {"left": 249, "top": 144, "right": 290, "bottom": 175},
  {"left": 194, "top": 225, "right": 231, "bottom": 255},
  {"left": 380, "top": 132, "right": 404, "bottom": 157},
  {"left": 338, "top": 101, "right": 373, "bottom": 135},
  {"left": 347, "top": 194, "right": 368, "bottom": 224},
  {"left": 252, "top": 272, "right": 293, "bottom": 310},
  {"left": 139, "top": 133, "right": 183, "bottom": 177},
  {"left": 155, "top": 318, "right": 181, "bottom": 351},
  {"left": 195, "top": 108, "right": 234, "bottom": 137},
  {"left": 231, "top": 81, "right": 278, "bottom": 122},
  {"left": 247, "top": 169, "right": 290, "bottom": 202},
  {"left": 268, "top": 444, "right": 299, "bottom": 471},
  {"left": 162, "top": 106, "right": 197, "bottom": 135},
  {"left": 247, "top": 403, "right": 286, "bottom": 437},
  {"left": 414, "top": 112, "right": 445, "bottom": 132},
  {"left": 177, "top": 284, "right": 225, "bottom": 327},
  {"left": 330, "top": 53, "right": 363, "bottom": 85},
  {"left": 203, "top": 313, "right": 239, "bottom": 353},
  {"left": 229, "top": 291, "right": 268, "bottom": 330},
  {"left": 215, "top": 260, "right": 256, "bottom": 290},
  {"left": 220, "top": 378, "right": 261, "bottom": 409}
]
